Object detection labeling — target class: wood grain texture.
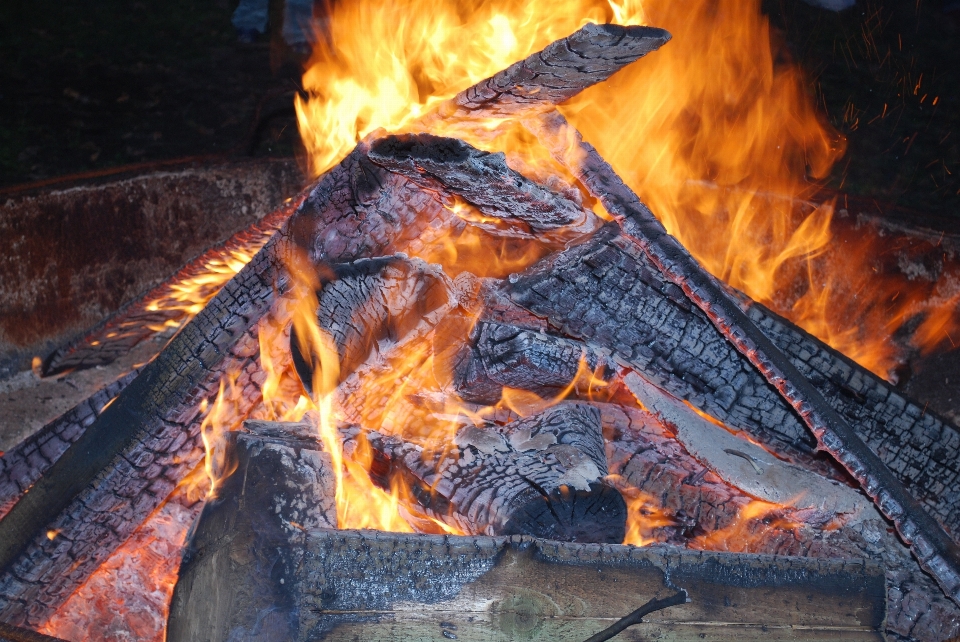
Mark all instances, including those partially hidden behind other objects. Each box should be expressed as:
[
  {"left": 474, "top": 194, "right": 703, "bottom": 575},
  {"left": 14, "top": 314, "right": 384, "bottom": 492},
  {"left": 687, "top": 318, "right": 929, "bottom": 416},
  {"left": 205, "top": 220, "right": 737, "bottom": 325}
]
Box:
[
  {"left": 166, "top": 421, "right": 336, "bottom": 642},
  {"left": 185, "top": 529, "right": 884, "bottom": 641},
  {"left": 419, "top": 23, "right": 671, "bottom": 124},
  {"left": 362, "top": 403, "right": 626, "bottom": 543}
]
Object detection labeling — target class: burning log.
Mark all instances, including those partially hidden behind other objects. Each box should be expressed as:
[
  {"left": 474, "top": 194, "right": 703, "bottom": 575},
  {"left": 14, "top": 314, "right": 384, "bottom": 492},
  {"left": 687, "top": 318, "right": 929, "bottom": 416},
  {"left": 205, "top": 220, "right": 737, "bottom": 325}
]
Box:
[
  {"left": 367, "top": 133, "right": 600, "bottom": 239},
  {"left": 527, "top": 110, "right": 960, "bottom": 606},
  {"left": 421, "top": 23, "right": 671, "bottom": 124},
  {"left": 454, "top": 320, "right": 615, "bottom": 404},
  {"left": 362, "top": 403, "right": 627, "bottom": 543},
  {"left": 166, "top": 420, "right": 336, "bottom": 642},
  {"left": 291, "top": 256, "right": 456, "bottom": 393}
]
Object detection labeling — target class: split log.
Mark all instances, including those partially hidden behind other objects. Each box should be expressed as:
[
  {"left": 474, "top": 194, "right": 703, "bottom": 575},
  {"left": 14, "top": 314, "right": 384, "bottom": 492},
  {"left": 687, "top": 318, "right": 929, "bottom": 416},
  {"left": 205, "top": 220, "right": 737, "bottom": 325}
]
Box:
[
  {"left": 166, "top": 420, "right": 336, "bottom": 642},
  {"left": 419, "top": 23, "right": 671, "bottom": 124},
  {"left": 291, "top": 256, "right": 456, "bottom": 393},
  {"left": 0, "top": 370, "right": 139, "bottom": 521},
  {"left": 367, "top": 133, "right": 600, "bottom": 239},
  {"left": 526, "top": 111, "right": 960, "bottom": 606},
  {"left": 170, "top": 528, "right": 886, "bottom": 641},
  {"left": 361, "top": 403, "right": 627, "bottom": 543},
  {"left": 0, "top": 622, "right": 69, "bottom": 642}
]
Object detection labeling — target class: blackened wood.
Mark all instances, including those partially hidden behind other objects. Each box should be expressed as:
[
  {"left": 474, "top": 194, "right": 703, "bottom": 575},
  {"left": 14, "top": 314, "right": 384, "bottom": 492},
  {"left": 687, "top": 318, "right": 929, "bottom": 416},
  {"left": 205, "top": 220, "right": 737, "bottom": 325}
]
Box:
[
  {"left": 421, "top": 23, "right": 671, "bottom": 124},
  {"left": 166, "top": 420, "right": 336, "bottom": 642},
  {"left": 368, "top": 134, "right": 598, "bottom": 237},
  {"left": 527, "top": 111, "right": 960, "bottom": 605},
  {"left": 291, "top": 256, "right": 455, "bottom": 393},
  {"left": 601, "top": 402, "right": 960, "bottom": 639},
  {"left": 454, "top": 320, "right": 615, "bottom": 404},
  {"left": 234, "top": 529, "right": 884, "bottom": 640},
  {"left": 0, "top": 369, "right": 139, "bottom": 521},
  {"left": 364, "top": 403, "right": 627, "bottom": 543}
]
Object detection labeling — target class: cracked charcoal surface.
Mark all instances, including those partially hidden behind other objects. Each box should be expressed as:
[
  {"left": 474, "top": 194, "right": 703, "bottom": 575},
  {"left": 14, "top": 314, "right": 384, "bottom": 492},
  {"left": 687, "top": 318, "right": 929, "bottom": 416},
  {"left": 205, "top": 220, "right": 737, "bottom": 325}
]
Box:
[
  {"left": 0, "top": 369, "right": 140, "bottom": 521},
  {"left": 454, "top": 320, "right": 614, "bottom": 404},
  {"left": 425, "top": 24, "right": 671, "bottom": 123},
  {"left": 368, "top": 134, "right": 595, "bottom": 237},
  {"left": 292, "top": 256, "right": 455, "bottom": 393},
  {"left": 362, "top": 403, "right": 626, "bottom": 543},
  {"left": 508, "top": 222, "right": 960, "bottom": 541}
]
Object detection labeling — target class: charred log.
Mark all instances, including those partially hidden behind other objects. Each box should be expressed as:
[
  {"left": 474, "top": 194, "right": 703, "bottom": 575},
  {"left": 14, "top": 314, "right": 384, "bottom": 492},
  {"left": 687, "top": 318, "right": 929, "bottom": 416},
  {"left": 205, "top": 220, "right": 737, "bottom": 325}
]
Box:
[
  {"left": 166, "top": 420, "right": 336, "bottom": 642},
  {"left": 368, "top": 134, "right": 598, "bottom": 238},
  {"left": 362, "top": 403, "right": 626, "bottom": 543},
  {"left": 602, "top": 402, "right": 960, "bottom": 640},
  {"left": 0, "top": 323, "right": 264, "bottom": 627},
  {"left": 533, "top": 112, "right": 960, "bottom": 604},
  {"left": 40, "top": 202, "right": 292, "bottom": 377},
  {"left": 291, "top": 256, "right": 455, "bottom": 393},
  {"left": 527, "top": 110, "right": 960, "bottom": 606},
  {"left": 420, "top": 23, "right": 671, "bottom": 124},
  {"left": 0, "top": 369, "right": 139, "bottom": 521},
  {"left": 454, "top": 320, "right": 615, "bottom": 404}
]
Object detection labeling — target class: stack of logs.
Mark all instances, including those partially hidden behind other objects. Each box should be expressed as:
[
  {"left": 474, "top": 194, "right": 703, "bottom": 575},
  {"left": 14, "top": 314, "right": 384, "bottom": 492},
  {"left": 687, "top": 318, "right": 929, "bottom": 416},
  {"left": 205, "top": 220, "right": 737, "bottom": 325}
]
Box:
[{"left": 0, "top": 21, "right": 959, "bottom": 642}]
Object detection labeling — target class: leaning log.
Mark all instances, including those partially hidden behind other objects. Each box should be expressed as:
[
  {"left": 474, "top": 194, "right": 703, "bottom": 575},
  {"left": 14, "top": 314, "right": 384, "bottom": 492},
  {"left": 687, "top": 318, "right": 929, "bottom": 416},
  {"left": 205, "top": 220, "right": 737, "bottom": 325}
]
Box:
[
  {"left": 526, "top": 110, "right": 960, "bottom": 604},
  {"left": 0, "top": 143, "right": 452, "bottom": 624},
  {"left": 166, "top": 420, "right": 336, "bottom": 642},
  {"left": 0, "top": 369, "right": 139, "bottom": 521},
  {"left": 362, "top": 403, "right": 627, "bottom": 543},
  {"left": 419, "top": 23, "right": 671, "bottom": 124}
]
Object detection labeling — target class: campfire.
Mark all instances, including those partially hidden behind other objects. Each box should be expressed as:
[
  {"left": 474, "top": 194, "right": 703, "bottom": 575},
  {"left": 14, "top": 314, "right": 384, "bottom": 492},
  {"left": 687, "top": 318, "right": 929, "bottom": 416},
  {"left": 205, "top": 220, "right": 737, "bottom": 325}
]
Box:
[{"left": 2, "top": 1, "right": 960, "bottom": 641}]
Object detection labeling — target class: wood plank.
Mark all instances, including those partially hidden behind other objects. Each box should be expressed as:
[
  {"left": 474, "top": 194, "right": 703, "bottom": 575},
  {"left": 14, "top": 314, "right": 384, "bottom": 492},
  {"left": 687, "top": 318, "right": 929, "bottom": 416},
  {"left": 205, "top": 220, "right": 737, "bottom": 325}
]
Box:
[{"left": 295, "top": 531, "right": 884, "bottom": 641}]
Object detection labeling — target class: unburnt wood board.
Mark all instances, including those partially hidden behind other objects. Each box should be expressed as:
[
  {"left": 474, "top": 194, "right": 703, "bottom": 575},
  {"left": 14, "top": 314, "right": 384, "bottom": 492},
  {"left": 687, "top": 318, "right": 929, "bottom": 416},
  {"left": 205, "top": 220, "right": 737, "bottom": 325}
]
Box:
[{"left": 175, "top": 527, "right": 885, "bottom": 641}]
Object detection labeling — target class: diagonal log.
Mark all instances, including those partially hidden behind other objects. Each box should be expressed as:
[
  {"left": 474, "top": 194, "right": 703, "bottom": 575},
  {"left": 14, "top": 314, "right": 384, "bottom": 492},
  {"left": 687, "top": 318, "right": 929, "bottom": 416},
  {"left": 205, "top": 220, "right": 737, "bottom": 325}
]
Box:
[
  {"left": 360, "top": 403, "right": 626, "bottom": 543},
  {"left": 419, "top": 23, "right": 671, "bottom": 125},
  {"left": 0, "top": 370, "right": 140, "bottom": 521},
  {"left": 525, "top": 110, "right": 960, "bottom": 606}
]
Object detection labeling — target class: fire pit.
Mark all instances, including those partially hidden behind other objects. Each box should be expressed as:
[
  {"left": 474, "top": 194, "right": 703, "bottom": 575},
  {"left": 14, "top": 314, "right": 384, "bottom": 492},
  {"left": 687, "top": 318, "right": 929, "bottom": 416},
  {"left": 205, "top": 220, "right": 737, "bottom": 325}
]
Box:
[{"left": 2, "top": 2, "right": 960, "bottom": 641}]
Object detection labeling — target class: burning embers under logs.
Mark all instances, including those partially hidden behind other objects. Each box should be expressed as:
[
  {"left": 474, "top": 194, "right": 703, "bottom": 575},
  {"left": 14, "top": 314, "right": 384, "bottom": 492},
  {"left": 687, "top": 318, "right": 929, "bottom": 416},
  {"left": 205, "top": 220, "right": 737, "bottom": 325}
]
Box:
[{"left": 2, "top": 20, "right": 960, "bottom": 642}]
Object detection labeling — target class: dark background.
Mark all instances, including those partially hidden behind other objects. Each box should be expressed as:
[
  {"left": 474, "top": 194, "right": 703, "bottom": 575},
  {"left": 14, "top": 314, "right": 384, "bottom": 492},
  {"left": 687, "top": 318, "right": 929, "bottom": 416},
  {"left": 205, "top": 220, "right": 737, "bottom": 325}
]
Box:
[{"left": 1, "top": 0, "right": 959, "bottom": 217}]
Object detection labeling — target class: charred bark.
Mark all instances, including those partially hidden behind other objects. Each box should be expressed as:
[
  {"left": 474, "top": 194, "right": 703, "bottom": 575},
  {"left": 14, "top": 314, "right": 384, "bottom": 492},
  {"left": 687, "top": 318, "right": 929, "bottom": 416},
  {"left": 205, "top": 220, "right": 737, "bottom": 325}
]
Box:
[
  {"left": 362, "top": 403, "right": 626, "bottom": 543},
  {"left": 291, "top": 256, "right": 456, "bottom": 393},
  {"left": 420, "top": 23, "right": 671, "bottom": 124},
  {"left": 166, "top": 420, "right": 337, "bottom": 642},
  {"left": 526, "top": 110, "right": 960, "bottom": 605},
  {"left": 368, "top": 134, "right": 599, "bottom": 239},
  {"left": 0, "top": 369, "right": 140, "bottom": 521}
]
